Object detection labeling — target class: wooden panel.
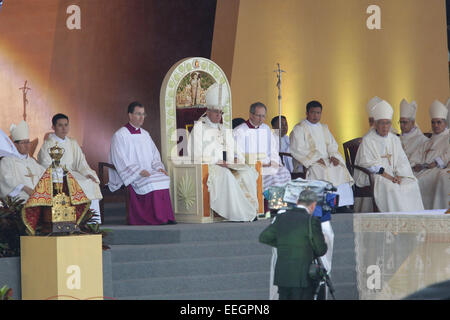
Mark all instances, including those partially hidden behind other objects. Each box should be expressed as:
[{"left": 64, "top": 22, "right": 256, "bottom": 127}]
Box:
[
  {"left": 255, "top": 160, "right": 263, "bottom": 213},
  {"left": 201, "top": 164, "right": 210, "bottom": 217}
]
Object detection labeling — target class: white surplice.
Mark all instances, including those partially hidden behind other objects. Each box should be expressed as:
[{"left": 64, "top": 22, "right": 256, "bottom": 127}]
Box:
[
  {"left": 38, "top": 134, "right": 103, "bottom": 223},
  {"left": 108, "top": 126, "right": 170, "bottom": 195},
  {"left": 0, "top": 153, "right": 45, "bottom": 201},
  {"left": 233, "top": 122, "right": 291, "bottom": 191},
  {"left": 354, "top": 129, "right": 424, "bottom": 212},
  {"left": 188, "top": 116, "right": 258, "bottom": 221},
  {"left": 400, "top": 126, "right": 429, "bottom": 166},
  {"left": 289, "top": 120, "right": 354, "bottom": 206},
  {"left": 413, "top": 128, "right": 449, "bottom": 209}
]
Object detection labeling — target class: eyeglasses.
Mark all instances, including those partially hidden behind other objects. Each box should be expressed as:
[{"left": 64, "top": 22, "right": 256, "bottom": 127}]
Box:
[
  {"left": 251, "top": 112, "right": 266, "bottom": 118},
  {"left": 15, "top": 140, "right": 30, "bottom": 145},
  {"left": 398, "top": 120, "right": 411, "bottom": 125}
]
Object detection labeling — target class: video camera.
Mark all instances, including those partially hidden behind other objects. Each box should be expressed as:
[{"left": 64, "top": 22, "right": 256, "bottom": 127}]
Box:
[{"left": 264, "top": 178, "right": 339, "bottom": 222}]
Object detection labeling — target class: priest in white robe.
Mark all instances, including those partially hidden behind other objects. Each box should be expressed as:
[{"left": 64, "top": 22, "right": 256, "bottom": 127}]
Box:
[
  {"left": 0, "top": 121, "right": 45, "bottom": 202},
  {"left": 412, "top": 100, "right": 449, "bottom": 209},
  {"left": 399, "top": 99, "right": 429, "bottom": 165},
  {"left": 233, "top": 102, "right": 291, "bottom": 192},
  {"left": 108, "top": 101, "right": 176, "bottom": 225},
  {"left": 289, "top": 101, "right": 354, "bottom": 211},
  {"left": 188, "top": 83, "right": 258, "bottom": 222},
  {"left": 354, "top": 100, "right": 424, "bottom": 212},
  {"left": 271, "top": 115, "right": 294, "bottom": 173},
  {"left": 37, "top": 114, "right": 103, "bottom": 224}
]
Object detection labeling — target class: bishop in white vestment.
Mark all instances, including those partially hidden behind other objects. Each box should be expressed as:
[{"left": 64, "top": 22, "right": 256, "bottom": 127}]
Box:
[
  {"left": 0, "top": 121, "right": 45, "bottom": 202},
  {"left": 412, "top": 100, "right": 449, "bottom": 209},
  {"left": 233, "top": 102, "right": 291, "bottom": 191},
  {"left": 37, "top": 114, "right": 103, "bottom": 223},
  {"left": 188, "top": 83, "right": 258, "bottom": 221},
  {"left": 355, "top": 100, "right": 424, "bottom": 212},
  {"left": 290, "top": 101, "right": 354, "bottom": 208},
  {"left": 399, "top": 99, "right": 429, "bottom": 165},
  {"left": 108, "top": 102, "right": 175, "bottom": 225}
]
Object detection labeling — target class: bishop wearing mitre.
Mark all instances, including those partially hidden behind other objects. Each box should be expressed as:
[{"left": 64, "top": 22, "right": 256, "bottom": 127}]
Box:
[
  {"left": 188, "top": 83, "right": 259, "bottom": 222},
  {"left": 0, "top": 121, "right": 45, "bottom": 201},
  {"left": 398, "top": 99, "right": 429, "bottom": 165},
  {"left": 354, "top": 100, "right": 424, "bottom": 212},
  {"left": 412, "top": 100, "right": 449, "bottom": 209}
]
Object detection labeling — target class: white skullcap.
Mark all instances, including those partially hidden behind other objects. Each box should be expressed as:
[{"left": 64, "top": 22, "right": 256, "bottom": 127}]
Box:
[
  {"left": 10, "top": 120, "right": 29, "bottom": 142},
  {"left": 205, "top": 83, "right": 229, "bottom": 110},
  {"left": 429, "top": 100, "right": 448, "bottom": 119},
  {"left": 366, "top": 96, "right": 382, "bottom": 117},
  {"left": 372, "top": 100, "right": 393, "bottom": 121},
  {"left": 399, "top": 98, "right": 417, "bottom": 119}
]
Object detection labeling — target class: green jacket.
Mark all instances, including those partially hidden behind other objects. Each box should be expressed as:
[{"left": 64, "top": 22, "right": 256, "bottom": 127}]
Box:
[{"left": 259, "top": 207, "right": 328, "bottom": 288}]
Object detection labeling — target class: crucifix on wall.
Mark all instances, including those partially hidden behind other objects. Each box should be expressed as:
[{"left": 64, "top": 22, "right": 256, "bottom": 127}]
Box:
[{"left": 19, "top": 80, "right": 31, "bottom": 121}]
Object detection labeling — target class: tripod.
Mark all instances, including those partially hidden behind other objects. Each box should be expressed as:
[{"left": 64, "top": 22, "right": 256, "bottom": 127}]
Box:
[{"left": 313, "top": 257, "right": 336, "bottom": 300}]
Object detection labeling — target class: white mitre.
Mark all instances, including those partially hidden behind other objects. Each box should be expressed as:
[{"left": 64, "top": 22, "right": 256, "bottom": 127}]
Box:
[
  {"left": 429, "top": 100, "right": 448, "bottom": 120},
  {"left": 366, "top": 96, "right": 382, "bottom": 117},
  {"left": 399, "top": 99, "right": 417, "bottom": 119},
  {"left": 10, "top": 120, "right": 29, "bottom": 141},
  {"left": 206, "top": 83, "right": 229, "bottom": 111},
  {"left": 372, "top": 100, "right": 393, "bottom": 121}
]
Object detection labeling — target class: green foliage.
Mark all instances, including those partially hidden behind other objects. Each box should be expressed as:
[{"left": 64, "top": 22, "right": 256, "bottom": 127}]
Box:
[
  {"left": 77, "top": 209, "right": 112, "bottom": 250},
  {"left": 0, "top": 285, "right": 13, "bottom": 300}
]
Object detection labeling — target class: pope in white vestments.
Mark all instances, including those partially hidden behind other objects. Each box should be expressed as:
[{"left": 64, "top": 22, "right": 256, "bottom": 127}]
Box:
[
  {"left": 108, "top": 102, "right": 176, "bottom": 225},
  {"left": 233, "top": 102, "right": 291, "bottom": 192},
  {"left": 0, "top": 121, "right": 45, "bottom": 202},
  {"left": 0, "top": 128, "right": 20, "bottom": 158},
  {"left": 37, "top": 114, "right": 103, "bottom": 223},
  {"left": 290, "top": 101, "right": 354, "bottom": 208},
  {"left": 188, "top": 83, "right": 258, "bottom": 222},
  {"left": 411, "top": 100, "right": 449, "bottom": 209},
  {"left": 399, "top": 99, "right": 430, "bottom": 165},
  {"left": 355, "top": 100, "right": 424, "bottom": 212}
]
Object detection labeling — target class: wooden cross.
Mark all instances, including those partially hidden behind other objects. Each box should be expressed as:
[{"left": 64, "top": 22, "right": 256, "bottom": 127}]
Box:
[
  {"left": 381, "top": 150, "right": 392, "bottom": 166},
  {"left": 19, "top": 80, "right": 31, "bottom": 121},
  {"left": 25, "top": 167, "right": 36, "bottom": 185}
]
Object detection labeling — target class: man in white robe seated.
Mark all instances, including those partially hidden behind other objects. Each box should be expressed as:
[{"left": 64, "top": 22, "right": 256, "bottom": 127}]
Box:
[
  {"left": 271, "top": 115, "right": 294, "bottom": 173},
  {"left": 411, "top": 100, "right": 449, "bottom": 209},
  {"left": 188, "top": 83, "right": 258, "bottom": 222},
  {"left": 37, "top": 114, "right": 103, "bottom": 224},
  {"left": 108, "top": 101, "right": 176, "bottom": 225},
  {"left": 0, "top": 121, "right": 45, "bottom": 202},
  {"left": 290, "top": 100, "right": 354, "bottom": 212},
  {"left": 399, "top": 99, "right": 429, "bottom": 164},
  {"left": 233, "top": 102, "right": 291, "bottom": 192},
  {"left": 354, "top": 100, "right": 424, "bottom": 212}
]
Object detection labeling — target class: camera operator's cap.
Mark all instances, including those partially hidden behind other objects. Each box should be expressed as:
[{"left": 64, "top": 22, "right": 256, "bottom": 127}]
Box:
[
  {"left": 429, "top": 99, "right": 448, "bottom": 120},
  {"left": 366, "top": 96, "right": 382, "bottom": 117},
  {"left": 400, "top": 98, "right": 417, "bottom": 119},
  {"left": 206, "top": 83, "right": 228, "bottom": 111},
  {"left": 372, "top": 100, "right": 393, "bottom": 121},
  {"left": 10, "top": 120, "right": 29, "bottom": 142},
  {"left": 297, "top": 189, "right": 318, "bottom": 203}
]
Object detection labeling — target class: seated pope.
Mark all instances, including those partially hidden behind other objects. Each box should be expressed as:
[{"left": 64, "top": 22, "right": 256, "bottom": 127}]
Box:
[
  {"left": 0, "top": 121, "right": 45, "bottom": 202},
  {"left": 354, "top": 100, "right": 424, "bottom": 212},
  {"left": 108, "top": 101, "right": 176, "bottom": 225},
  {"left": 37, "top": 113, "right": 103, "bottom": 224},
  {"left": 187, "top": 83, "right": 259, "bottom": 222}
]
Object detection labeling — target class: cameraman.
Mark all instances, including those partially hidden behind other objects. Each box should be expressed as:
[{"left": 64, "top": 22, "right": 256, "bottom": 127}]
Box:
[{"left": 259, "top": 189, "right": 328, "bottom": 300}]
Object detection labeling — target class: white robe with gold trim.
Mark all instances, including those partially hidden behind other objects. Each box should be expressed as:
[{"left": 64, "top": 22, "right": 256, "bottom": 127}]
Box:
[
  {"left": 289, "top": 120, "right": 354, "bottom": 206},
  {"left": 354, "top": 130, "right": 424, "bottom": 212},
  {"left": 0, "top": 154, "right": 45, "bottom": 201},
  {"left": 188, "top": 116, "right": 258, "bottom": 221},
  {"left": 400, "top": 126, "right": 429, "bottom": 167}
]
